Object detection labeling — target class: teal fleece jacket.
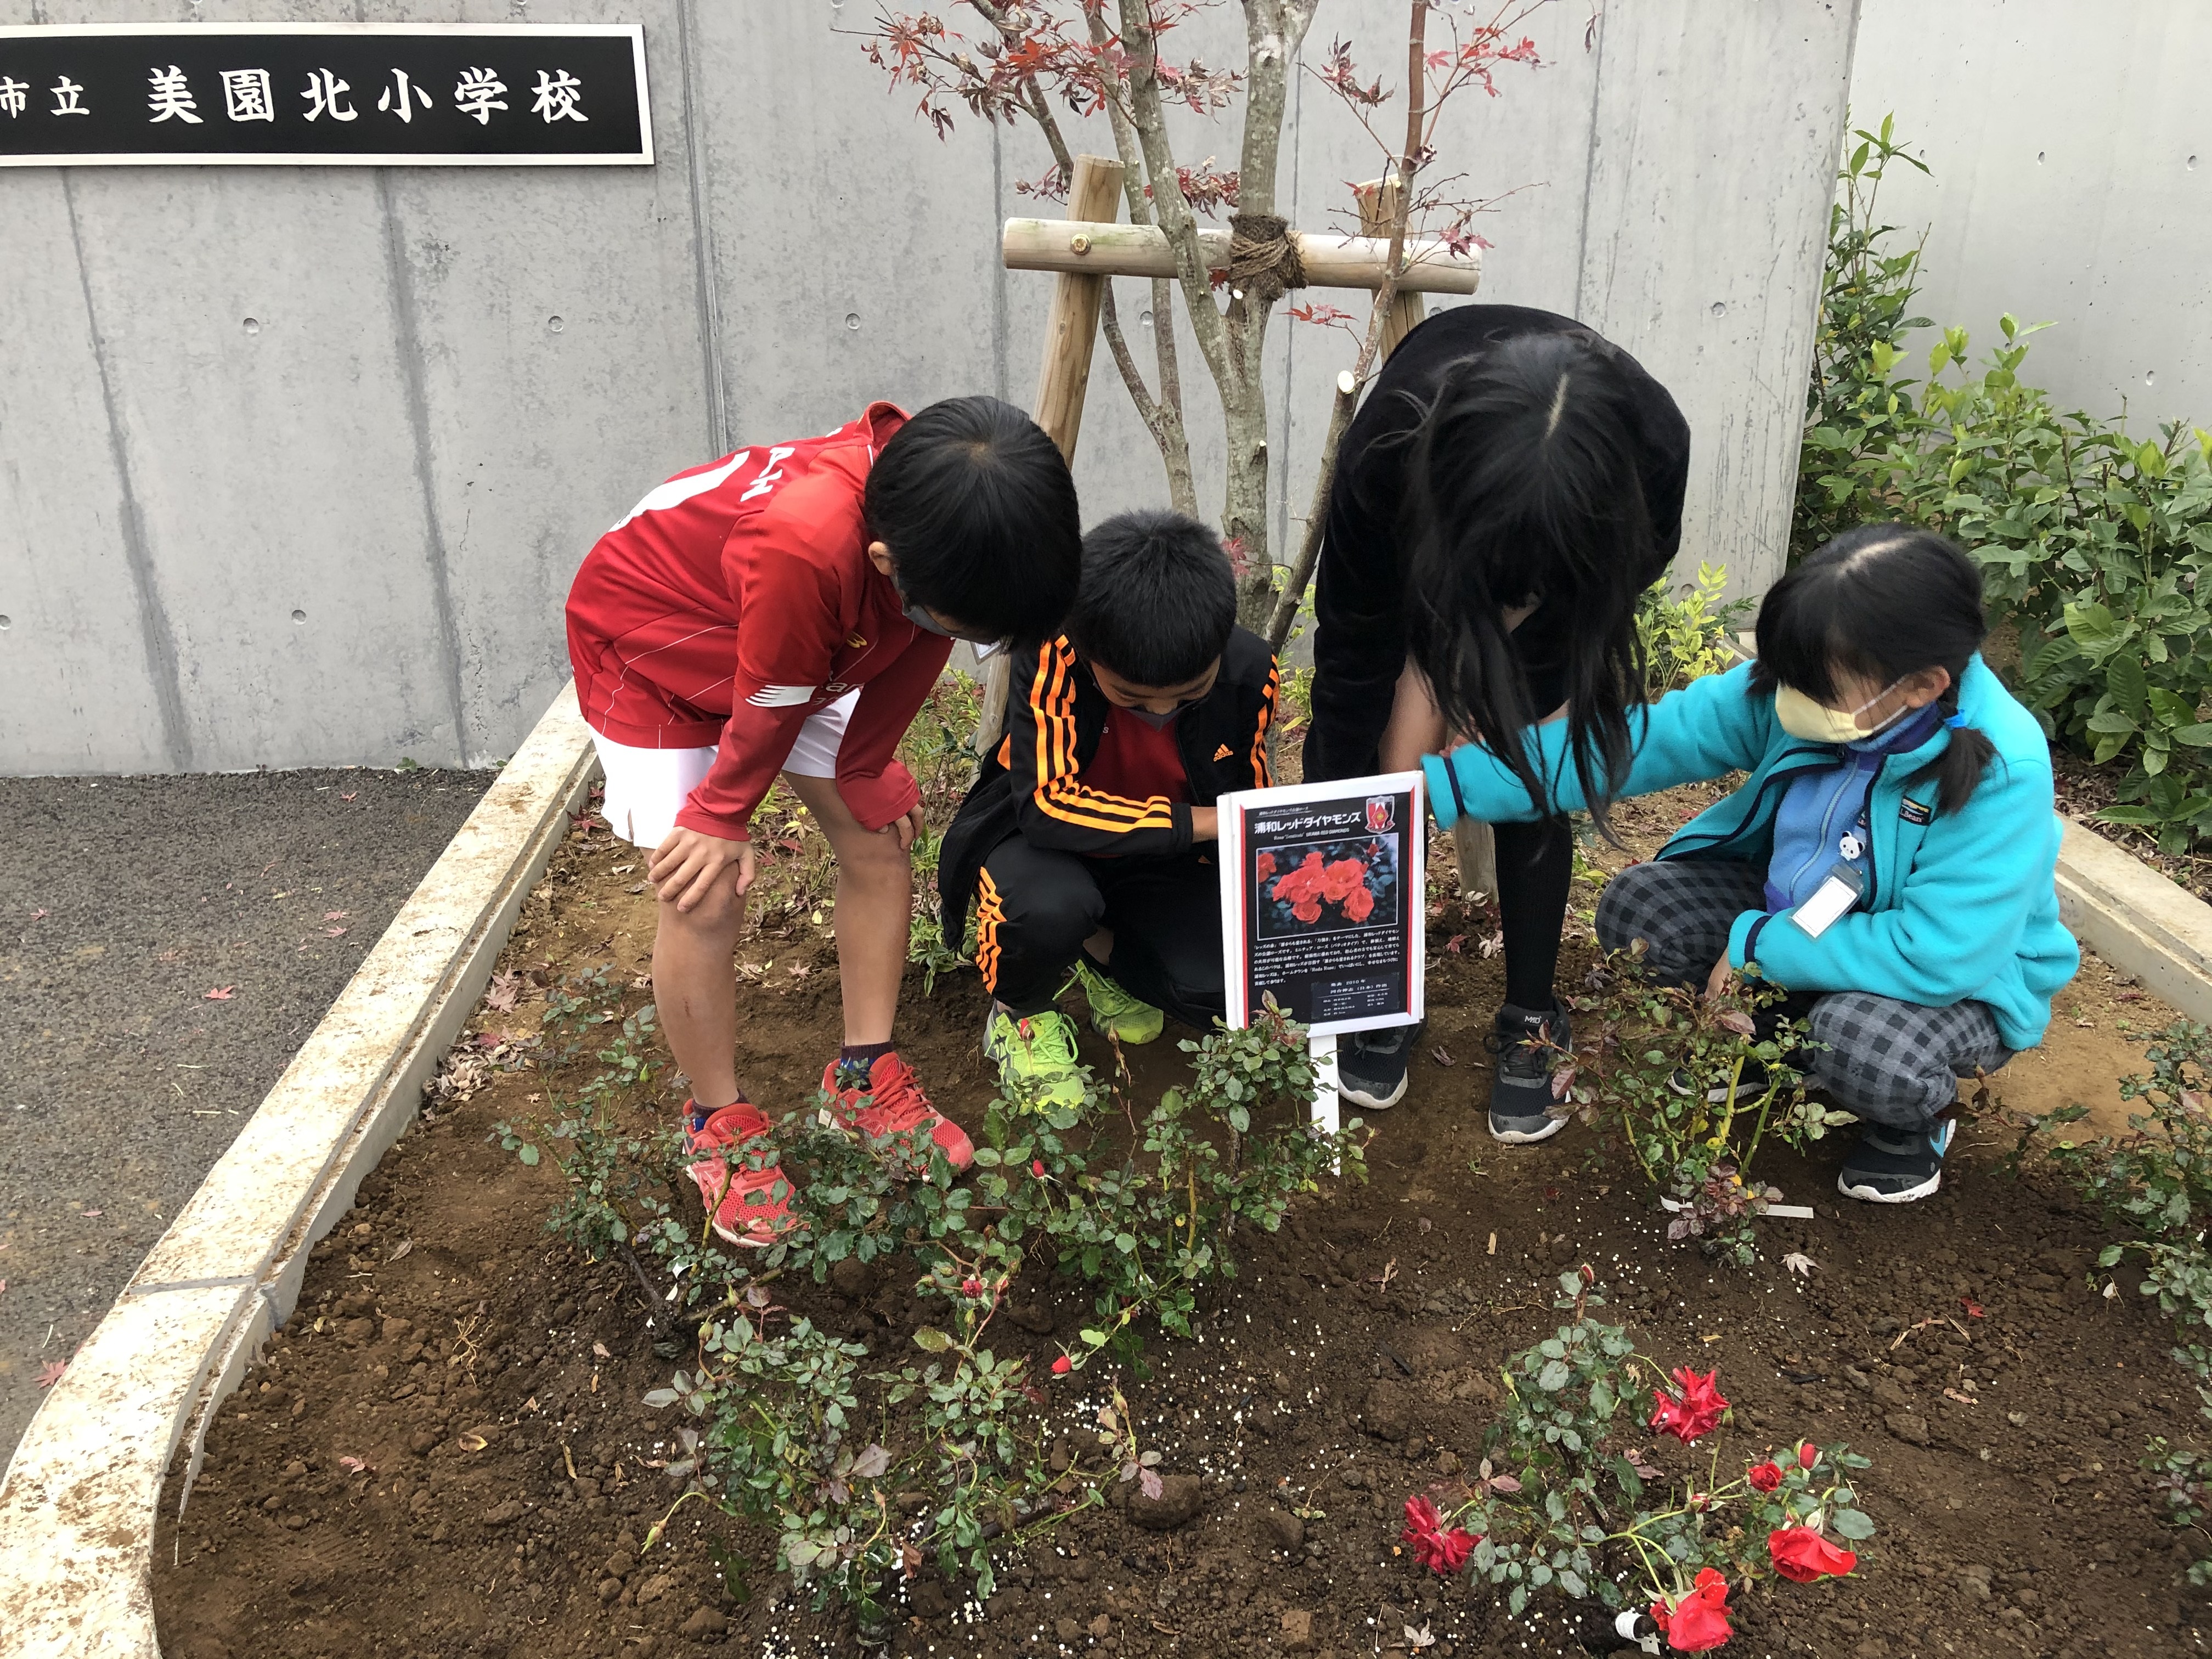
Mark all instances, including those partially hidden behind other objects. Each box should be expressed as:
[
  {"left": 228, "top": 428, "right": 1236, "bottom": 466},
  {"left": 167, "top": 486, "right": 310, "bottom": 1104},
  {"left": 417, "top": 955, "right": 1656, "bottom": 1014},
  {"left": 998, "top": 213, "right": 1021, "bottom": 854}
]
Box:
[{"left": 1423, "top": 657, "right": 2078, "bottom": 1050}]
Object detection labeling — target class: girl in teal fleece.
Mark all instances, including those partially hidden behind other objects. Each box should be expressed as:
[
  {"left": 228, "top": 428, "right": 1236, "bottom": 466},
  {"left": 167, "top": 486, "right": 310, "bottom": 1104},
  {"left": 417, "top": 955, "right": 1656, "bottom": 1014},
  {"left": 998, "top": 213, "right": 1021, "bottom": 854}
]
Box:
[{"left": 1424, "top": 526, "right": 2078, "bottom": 1204}]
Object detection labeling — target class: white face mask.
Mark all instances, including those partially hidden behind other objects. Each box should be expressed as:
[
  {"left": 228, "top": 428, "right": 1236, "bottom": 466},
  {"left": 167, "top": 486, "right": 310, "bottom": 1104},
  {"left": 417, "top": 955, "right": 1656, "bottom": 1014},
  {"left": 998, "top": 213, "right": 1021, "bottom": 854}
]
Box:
[{"left": 1773, "top": 679, "right": 1911, "bottom": 746}]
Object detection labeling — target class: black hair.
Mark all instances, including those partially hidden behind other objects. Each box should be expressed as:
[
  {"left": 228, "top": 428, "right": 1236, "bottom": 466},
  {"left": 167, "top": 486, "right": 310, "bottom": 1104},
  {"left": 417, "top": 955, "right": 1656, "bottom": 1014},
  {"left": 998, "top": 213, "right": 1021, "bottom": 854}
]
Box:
[
  {"left": 1065, "top": 510, "right": 1237, "bottom": 686},
  {"left": 1400, "top": 331, "right": 1657, "bottom": 833},
  {"left": 1750, "top": 523, "right": 1997, "bottom": 814},
  {"left": 864, "top": 395, "right": 1081, "bottom": 644}
]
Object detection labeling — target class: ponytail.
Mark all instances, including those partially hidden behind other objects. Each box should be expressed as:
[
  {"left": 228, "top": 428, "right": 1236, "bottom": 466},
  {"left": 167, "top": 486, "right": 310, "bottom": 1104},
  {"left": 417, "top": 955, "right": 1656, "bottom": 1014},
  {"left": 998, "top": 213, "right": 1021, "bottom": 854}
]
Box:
[{"left": 1912, "top": 687, "right": 1999, "bottom": 817}]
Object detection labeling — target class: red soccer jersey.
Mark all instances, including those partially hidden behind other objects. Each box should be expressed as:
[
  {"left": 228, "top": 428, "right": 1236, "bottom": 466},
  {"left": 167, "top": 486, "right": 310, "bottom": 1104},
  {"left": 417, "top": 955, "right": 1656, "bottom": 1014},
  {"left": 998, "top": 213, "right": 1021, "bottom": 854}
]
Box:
[{"left": 565, "top": 403, "right": 950, "bottom": 841}]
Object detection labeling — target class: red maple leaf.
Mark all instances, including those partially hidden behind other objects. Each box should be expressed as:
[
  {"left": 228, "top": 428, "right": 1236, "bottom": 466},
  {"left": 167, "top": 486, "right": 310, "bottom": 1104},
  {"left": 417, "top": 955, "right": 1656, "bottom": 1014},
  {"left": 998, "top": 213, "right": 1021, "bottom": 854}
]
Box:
[
  {"left": 36, "top": 1359, "right": 66, "bottom": 1389},
  {"left": 205, "top": 986, "right": 236, "bottom": 1001}
]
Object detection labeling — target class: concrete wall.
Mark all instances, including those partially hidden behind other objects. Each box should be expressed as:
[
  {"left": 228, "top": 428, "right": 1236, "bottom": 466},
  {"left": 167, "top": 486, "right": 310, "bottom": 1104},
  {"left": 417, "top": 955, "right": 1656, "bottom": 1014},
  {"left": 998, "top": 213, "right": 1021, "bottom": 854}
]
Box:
[
  {"left": 0, "top": 0, "right": 1858, "bottom": 775},
  {"left": 1850, "top": 0, "right": 2212, "bottom": 431}
]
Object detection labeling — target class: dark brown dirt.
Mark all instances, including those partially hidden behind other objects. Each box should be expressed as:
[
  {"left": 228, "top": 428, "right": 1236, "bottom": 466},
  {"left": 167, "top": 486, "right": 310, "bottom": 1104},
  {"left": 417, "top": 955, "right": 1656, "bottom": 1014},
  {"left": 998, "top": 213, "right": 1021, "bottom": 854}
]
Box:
[{"left": 153, "top": 798, "right": 2212, "bottom": 1659}]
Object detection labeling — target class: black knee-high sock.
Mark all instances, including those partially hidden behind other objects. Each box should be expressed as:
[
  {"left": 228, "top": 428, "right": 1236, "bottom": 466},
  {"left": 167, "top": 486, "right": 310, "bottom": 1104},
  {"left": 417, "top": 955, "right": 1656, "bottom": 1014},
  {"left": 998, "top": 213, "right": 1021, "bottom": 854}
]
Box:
[{"left": 1493, "top": 816, "right": 1573, "bottom": 1011}]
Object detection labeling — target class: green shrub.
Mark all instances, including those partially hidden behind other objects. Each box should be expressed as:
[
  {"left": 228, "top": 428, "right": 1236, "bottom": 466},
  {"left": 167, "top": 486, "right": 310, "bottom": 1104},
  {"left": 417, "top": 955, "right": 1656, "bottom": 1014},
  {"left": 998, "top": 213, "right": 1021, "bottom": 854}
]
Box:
[
  {"left": 1797, "top": 118, "right": 2212, "bottom": 851},
  {"left": 1638, "top": 561, "right": 1753, "bottom": 698}
]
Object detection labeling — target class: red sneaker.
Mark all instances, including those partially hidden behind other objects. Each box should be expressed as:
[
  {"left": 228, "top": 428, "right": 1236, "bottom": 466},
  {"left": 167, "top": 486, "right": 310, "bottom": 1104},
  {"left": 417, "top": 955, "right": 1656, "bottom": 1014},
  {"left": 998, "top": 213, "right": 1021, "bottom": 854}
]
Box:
[
  {"left": 682, "top": 1099, "right": 796, "bottom": 1247},
  {"left": 820, "top": 1053, "right": 974, "bottom": 1173}
]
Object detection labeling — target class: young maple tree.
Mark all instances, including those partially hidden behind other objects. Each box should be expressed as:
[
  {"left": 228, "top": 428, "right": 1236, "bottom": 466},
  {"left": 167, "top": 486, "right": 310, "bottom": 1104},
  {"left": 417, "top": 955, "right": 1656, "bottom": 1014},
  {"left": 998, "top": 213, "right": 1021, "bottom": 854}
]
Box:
[{"left": 864, "top": 0, "right": 1549, "bottom": 640}]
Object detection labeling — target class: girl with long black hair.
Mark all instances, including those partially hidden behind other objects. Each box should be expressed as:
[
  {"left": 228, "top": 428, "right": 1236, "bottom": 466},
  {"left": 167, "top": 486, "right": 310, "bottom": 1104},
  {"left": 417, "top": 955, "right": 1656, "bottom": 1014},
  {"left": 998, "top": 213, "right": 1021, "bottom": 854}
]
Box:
[
  {"left": 1304, "top": 306, "right": 1691, "bottom": 1136},
  {"left": 1429, "top": 526, "right": 2078, "bottom": 1202}
]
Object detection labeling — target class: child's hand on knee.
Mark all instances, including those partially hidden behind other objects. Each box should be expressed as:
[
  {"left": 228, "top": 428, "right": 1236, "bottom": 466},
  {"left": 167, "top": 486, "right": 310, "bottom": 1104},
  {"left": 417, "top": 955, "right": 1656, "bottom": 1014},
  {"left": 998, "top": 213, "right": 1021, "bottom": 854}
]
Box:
[
  {"left": 881, "top": 804, "right": 926, "bottom": 853},
  {"left": 650, "top": 827, "right": 754, "bottom": 912}
]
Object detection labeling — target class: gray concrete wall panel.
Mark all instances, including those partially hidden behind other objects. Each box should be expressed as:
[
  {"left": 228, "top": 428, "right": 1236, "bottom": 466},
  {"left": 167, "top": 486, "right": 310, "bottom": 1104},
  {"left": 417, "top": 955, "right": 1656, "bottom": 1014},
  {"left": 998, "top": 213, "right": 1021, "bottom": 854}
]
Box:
[
  {"left": 689, "top": 2, "right": 1008, "bottom": 449},
  {"left": 1, "top": 0, "right": 1856, "bottom": 774},
  {"left": 63, "top": 163, "right": 466, "bottom": 768},
  {"left": 0, "top": 168, "right": 184, "bottom": 772},
  {"left": 1852, "top": 0, "right": 2212, "bottom": 432},
  {"left": 1575, "top": 0, "right": 1860, "bottom": 600}
]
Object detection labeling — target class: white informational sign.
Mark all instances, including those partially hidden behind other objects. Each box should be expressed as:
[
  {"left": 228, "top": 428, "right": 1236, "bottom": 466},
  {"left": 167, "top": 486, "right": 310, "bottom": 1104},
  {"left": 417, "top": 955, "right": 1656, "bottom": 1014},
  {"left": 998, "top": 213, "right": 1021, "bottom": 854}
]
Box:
[{"left": 1216, "top": 772, "right": 1426, "bottom": 1138}]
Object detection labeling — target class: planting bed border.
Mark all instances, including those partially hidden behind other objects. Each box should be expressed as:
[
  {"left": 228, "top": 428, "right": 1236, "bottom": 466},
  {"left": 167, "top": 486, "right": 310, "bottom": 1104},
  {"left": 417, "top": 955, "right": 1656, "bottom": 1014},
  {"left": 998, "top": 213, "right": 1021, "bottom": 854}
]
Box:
[
  {"left": 4, "top": 691, "right": 2210, "bottom": 1658},
  {"left": 0, "top": 685, "right": 599, "bottom": 1659},
  {"left": 2055, "top": 814, "right": 2212, "bottom": 1025}
]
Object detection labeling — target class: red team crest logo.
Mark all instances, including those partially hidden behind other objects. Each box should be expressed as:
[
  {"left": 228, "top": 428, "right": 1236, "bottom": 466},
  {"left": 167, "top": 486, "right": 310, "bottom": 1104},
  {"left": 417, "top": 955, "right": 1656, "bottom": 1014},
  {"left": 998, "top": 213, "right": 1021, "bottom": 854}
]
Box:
[{"left": 1365, "top": 796, "right": 1395, "bottom": 834}]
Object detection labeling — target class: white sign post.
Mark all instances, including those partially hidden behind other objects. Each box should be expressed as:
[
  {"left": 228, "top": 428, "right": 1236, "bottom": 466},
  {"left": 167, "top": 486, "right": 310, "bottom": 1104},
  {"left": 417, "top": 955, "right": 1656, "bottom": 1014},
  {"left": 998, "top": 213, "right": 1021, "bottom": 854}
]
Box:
[{"left": 1216, "top": 771, "right": 1427, "bottom": 1139}]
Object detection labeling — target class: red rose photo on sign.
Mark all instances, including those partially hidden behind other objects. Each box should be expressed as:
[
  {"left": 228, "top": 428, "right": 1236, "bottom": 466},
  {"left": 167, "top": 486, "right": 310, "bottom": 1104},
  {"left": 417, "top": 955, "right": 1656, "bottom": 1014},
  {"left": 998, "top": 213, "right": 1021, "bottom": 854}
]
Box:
[{"left": 1255, "top": 836, "right": 1398, "bottom": 938}]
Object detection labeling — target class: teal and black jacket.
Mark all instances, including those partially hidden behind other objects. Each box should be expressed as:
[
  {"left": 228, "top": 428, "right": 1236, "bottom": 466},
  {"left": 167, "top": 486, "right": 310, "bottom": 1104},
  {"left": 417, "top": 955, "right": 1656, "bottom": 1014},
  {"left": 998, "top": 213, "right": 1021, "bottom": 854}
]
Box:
[{"left": 1423, "top": 656, "right": 2079, "bottom": 1049}]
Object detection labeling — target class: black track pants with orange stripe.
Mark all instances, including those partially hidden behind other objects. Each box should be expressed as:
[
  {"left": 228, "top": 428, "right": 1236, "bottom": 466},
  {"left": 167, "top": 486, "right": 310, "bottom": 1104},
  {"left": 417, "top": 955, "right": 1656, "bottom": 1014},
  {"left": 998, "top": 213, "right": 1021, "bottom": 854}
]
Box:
[{"left": 974, "top": 838, "right": 1225, "bottom": 1030}]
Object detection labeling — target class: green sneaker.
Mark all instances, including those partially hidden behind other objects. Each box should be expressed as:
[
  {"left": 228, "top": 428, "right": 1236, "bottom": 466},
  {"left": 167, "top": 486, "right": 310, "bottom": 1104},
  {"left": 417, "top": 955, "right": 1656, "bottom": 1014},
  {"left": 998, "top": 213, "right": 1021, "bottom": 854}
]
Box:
[
  {"left": 983, "top": 1006, "right": 1090, "bottom": 1112},
  {"left": 1073, "top": 959, "right": 1164, "bottom": 1045}
]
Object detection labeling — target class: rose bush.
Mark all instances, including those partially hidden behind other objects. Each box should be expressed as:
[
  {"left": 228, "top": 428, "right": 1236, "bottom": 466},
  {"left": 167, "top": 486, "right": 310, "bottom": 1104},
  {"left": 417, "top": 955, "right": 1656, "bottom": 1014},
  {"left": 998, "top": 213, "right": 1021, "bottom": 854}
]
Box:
[
  {"left": 499, "top": 975, "right": 1367, "bottom": 1618},
  {"left": 1398, "top": 1271, "right": 1876, "bottom": 1650},
  {"left": 1551, "top": 947, "right": 1851, "bottom": 1267}
]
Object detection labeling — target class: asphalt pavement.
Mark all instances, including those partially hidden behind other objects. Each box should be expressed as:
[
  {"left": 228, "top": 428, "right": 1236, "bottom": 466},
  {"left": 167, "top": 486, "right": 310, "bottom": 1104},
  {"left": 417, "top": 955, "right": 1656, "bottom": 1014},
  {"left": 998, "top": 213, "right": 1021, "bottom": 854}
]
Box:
[{"left": 0, "top": 768, "right": 491, "bottom": 1469}]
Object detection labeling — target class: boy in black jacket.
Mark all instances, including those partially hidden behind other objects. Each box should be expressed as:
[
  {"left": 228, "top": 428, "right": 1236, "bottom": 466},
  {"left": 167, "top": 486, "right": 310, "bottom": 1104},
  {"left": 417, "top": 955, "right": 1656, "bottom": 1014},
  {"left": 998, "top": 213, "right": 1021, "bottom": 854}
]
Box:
[{"left": 937, "top": 511, "right": 1280, "bottom": 1107}]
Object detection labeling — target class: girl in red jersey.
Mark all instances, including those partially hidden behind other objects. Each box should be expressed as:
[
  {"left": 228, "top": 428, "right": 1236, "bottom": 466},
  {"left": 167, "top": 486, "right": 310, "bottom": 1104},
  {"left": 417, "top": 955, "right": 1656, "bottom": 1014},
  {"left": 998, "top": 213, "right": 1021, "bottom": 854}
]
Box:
[{"left": 566, "top": 397, "right": 1080, "bottom": 1244}]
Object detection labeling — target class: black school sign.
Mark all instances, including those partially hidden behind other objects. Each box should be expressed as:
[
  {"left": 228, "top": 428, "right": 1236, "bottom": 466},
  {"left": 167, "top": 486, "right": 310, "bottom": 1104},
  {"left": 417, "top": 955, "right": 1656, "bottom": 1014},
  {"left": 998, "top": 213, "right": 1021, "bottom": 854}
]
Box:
[{"left": 0, "top": 24, "right": 651, "bottom": 166}]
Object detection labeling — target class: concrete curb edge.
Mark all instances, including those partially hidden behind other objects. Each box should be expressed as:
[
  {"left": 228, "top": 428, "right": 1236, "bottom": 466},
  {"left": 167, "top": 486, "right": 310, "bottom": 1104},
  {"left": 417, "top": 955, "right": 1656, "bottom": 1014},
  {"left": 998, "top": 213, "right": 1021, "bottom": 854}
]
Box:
[
  {"left": 2055, "top": 813, "right": 2212, "bottom": 1026},
  {"left": 0, "top": 684, "right": 599, "bottom": 1659}
]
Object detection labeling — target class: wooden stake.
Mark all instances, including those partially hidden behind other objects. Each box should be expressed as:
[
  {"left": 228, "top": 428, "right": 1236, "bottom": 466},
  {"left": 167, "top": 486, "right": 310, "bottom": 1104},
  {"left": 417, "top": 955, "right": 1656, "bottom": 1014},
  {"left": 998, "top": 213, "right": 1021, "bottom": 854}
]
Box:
[
  {"left": 1030, "top": 157, "right": 1128, "bottom": 460},
  {"left": 974, "top": 154, "right": 1126, "bottom": 757},
  {"left": 1353, "top": 178, "right": 1429, "bottom": 357}
]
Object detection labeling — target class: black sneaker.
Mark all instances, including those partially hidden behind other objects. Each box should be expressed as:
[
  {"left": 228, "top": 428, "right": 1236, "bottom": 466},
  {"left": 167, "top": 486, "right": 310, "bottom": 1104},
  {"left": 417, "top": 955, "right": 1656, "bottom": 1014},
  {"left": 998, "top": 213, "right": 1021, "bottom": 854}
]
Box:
[
  {"left": 1487, "top": 1003, "right": 1568, "bottom": 1143},
  {"left": 1837, "top": 1120, "right": 1955, "bottom": 1204},
  {"left": 1338, "top": 1024, "right": 1413, "bottom": 1110}
]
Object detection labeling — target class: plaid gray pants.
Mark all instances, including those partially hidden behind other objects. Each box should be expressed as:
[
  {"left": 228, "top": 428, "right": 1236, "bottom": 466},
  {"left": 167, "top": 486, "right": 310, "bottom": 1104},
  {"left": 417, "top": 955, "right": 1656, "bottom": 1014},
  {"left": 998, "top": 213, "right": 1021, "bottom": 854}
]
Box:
[{"left": 1594, "top": 858, "right": 2012, "bottom": 1130}]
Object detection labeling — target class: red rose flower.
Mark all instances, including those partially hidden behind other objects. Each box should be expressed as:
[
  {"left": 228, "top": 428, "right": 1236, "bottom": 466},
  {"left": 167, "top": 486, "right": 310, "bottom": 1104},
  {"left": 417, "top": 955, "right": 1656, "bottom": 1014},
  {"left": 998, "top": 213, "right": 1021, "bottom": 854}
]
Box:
[
  {"left": 1319, "top": 857, "right": 1367, "bottom": 902},
  {"left": 1399, "top": 1496, "right": 1479, "bottom": 1575},
  {"left": 1651, "top": 1567, "right": 1732, "bottom": 1652},
  {"left": 1291, "top": 896, "right": 1323, "bottom": 924},
  {"left": 1341, "top": 883, "right": 1375, "bottom": 922},
  {"left": 1649, "top": 1367, "right": 1728, "bottom": 1443},
  {"left": 1746, "top": 1460, "right": 1782, "bottom": 1493},
  {"left": 1798, "top": 1442, "right": 1818, "bottom": 1469},
  {"left": 1255, "top": 851, "right": 1277, "bottom": 882},
  {"left": 960, "top": 1277, "right": 983, "bottom": 1297},
  {"left": 1032, "top": 1159, "right": 1047, "bottom": 1177},
  {"left": 1769, "top": 1526, "right": 1857, "bottom": 1583},
  {"left": 1051, "top": 1355, "right": 1073, "bottom": 1375}
]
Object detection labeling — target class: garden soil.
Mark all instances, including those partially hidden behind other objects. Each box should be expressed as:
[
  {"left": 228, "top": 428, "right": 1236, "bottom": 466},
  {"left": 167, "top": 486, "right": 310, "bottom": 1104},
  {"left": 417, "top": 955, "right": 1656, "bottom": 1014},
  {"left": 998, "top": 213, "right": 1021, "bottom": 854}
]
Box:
[{"left": 155, "top": 793, "right": 2211, "bottom": 1659}]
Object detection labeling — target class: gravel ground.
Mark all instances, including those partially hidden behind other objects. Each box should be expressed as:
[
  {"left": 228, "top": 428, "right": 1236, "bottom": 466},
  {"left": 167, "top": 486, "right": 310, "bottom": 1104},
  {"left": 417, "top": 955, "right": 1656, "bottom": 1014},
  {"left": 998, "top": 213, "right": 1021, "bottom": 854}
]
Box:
[{"left": 0, "top": 768, "right": 492, "bottom": 1468}]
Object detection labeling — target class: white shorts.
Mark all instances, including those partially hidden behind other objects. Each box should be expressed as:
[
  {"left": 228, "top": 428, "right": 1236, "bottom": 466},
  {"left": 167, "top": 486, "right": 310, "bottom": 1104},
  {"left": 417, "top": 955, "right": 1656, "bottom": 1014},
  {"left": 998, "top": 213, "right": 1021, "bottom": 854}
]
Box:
[{"left": 591, "top": 690, "right": 857, "bottom": 848}]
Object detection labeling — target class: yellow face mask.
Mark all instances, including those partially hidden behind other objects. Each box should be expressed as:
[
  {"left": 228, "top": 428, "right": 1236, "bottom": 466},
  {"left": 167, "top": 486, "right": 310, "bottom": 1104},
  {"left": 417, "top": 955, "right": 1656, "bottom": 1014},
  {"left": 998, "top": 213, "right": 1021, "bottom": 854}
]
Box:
[{"left": 1774, "top": 680, "right": 1910, "bottom": 746}]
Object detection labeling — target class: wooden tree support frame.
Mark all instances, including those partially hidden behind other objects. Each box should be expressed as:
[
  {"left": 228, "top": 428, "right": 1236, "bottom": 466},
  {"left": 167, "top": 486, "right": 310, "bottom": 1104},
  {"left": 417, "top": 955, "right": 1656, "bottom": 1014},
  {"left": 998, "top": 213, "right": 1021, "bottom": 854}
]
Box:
[
  {"left": 1000, "top": 218, "right": 1483, "bottom": 293},
  {"left": 977, "top": 156, "right": 1488, "bottom": 758}
]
